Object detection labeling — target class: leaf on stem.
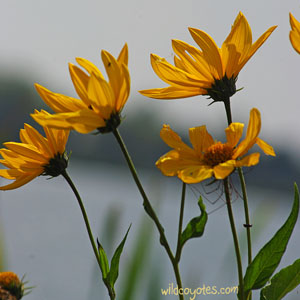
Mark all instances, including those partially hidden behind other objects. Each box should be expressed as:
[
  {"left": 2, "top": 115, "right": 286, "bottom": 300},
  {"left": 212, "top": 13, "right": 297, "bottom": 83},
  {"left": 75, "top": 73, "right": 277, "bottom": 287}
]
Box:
[
  {"left": 260, "top": 258, "right": 300, "bottom": 300},
  {"left": 242, "top": 183, "right": 299, "bottom": 299},
  {"left": 108, "top": 224, "right": 131, "bottom": 287},
  {"left": 180, "top": 196, "right": 208, "bottom": 248},
  {"left": 97, "top": 238, "right": 110, "bottom": 281}
]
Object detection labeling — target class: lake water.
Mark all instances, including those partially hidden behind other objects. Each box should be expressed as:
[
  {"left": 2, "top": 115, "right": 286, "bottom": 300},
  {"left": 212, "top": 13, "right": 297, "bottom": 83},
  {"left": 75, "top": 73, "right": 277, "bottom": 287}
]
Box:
[{"left": 0, "top": 160, "right": 299, "bottom": 300}]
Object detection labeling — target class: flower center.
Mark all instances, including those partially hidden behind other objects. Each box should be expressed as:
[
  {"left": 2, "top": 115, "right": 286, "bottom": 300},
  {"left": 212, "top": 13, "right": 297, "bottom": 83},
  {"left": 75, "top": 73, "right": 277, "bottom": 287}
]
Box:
[
  {"left": 203, "top": 142, "right": 233, "bottom": 167},
  {"left": 206, "top": 75, "right": 237, "bottom": 103}
]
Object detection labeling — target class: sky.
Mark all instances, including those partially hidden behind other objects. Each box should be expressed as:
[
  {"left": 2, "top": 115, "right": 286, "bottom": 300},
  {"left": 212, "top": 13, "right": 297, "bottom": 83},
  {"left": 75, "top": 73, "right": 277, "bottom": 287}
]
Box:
[{"left": 1, "top": 0, "right": 300, "bottom": 157}]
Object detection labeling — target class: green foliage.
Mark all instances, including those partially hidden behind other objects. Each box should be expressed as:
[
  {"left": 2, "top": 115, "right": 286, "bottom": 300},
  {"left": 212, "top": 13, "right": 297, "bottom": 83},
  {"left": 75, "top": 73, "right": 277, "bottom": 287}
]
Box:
[
  {"left": 180, "top": 196, "right": 208, "bottom": 248},
  {"left": 242, "top": 184, "right": 299, "bottom": 299},
  {"left": 97, "top": 225, "right": 131, "bottom": 296},
  {"left": 260, "top": 258, "right": 300, "bottom": 300}
]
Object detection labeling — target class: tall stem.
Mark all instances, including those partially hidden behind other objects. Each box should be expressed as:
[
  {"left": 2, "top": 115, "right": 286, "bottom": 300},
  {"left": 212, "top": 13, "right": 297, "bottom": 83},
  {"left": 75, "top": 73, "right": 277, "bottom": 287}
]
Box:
[
  {"left": 175, "top": 182, "right": 186, "bottom": 262},
  {"left": 113, "top": 128, "right": 184, "bottom": 300},
  {"left": 223, "top": 178, "right": 244, "bottom": 300},
  {"left": 61, "top": 170, "right": 115, "bottom": 300},
  {"left": 223, "top": 99, "right": 253, "bottom": 268}
]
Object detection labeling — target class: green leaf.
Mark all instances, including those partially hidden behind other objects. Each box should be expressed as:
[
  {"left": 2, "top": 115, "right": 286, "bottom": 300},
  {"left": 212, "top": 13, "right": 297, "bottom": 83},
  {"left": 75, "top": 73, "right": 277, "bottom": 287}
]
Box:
[
  {"left": 109, "top": 224, "right": 131, "bottom": 287},
  {"left": 97, "top": 239, "right": 110, "bottom": 281},
  {"left": 180, "top": 196, "right": 207, "bottom": 248},
  {"left": 260, "top": 258, "right": 300, "bottom": 300},
  {"left": 243, "top": 183, "right": 299, "bottom": 298}
]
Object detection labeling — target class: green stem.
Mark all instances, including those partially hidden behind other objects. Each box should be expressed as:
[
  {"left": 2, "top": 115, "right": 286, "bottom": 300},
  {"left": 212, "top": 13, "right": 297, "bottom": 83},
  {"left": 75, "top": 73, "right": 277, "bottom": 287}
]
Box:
[
  {"left": 223, "top": 97, "right": 232, "bottom": 125},
  {"left": 61, "top": 170, "right": 116, "bottom": 300},
  {"left": 223, "top": 178, "right": 244, "bottom": 300},
  {"left": 175, "top": 182, "right": 186, "bottom": 262},
  {"left": 112, "top": 128, "right": 184, "bottom": 300},
  {"left": 238, "top": 167, "right": 252, "bottom": 265}
]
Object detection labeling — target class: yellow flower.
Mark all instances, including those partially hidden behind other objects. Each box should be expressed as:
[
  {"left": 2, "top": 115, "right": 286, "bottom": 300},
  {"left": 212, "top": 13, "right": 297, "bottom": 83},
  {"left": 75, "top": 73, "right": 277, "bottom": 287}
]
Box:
[
  {"left": 140, "top": 12, "right": 276, "bottom": 103},
  {"left": 0, "top": 111, "right": 69, "bottom": 190},
  {"left": 156, "top": 108, "right": 275, "bottom": 183},
  {"left": 32, "top": 44, "right": 130, "bottom": 134},
  {"left": 289, "top": 13, "right": 300, "bottom": 54}
]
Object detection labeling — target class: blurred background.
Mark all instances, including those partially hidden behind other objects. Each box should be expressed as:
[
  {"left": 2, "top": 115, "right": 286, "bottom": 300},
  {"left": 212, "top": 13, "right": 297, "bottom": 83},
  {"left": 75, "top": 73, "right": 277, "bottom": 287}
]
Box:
[{"left": 0, "top": 0, "right": 300, "bottom": 299}]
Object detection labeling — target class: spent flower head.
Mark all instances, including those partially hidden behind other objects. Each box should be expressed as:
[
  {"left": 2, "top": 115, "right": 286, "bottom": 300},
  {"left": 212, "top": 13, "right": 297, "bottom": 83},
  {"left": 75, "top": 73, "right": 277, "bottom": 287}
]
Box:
[
  {"left": 140, "top": 12, "right": 276, "bottom": 104},
  {"left": 0, "top": 272, "right": 25, "bottom": 299},
  {"left": 289, "top": 13, "right": 300, "bottom": 54},
  {"left": 0, "top": 112, "right": 69, "bottom": 190},
  {"left": 156, "top": 108, "right": 275, "bottom": 183},
  {"left": 32, "top": 44, "right": 130, "bottom": 134}
]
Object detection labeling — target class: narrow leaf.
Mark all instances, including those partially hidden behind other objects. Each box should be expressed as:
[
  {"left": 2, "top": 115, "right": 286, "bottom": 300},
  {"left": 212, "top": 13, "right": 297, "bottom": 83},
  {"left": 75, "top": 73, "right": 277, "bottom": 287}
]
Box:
[
  {"left": 260, "top": 258, "right": 300, "bottom": 300},
  {"left": 109, "top": 224, "right": 131, "bottom": 286},
  {"left": 243, "top": 183, "right": 299, "bottom": 297},
  {"left": 97, "top": 238, "right": 110, "bottom": 280},
  {"left": 180, "top": 196, "right": 207, "bottom": 247}
]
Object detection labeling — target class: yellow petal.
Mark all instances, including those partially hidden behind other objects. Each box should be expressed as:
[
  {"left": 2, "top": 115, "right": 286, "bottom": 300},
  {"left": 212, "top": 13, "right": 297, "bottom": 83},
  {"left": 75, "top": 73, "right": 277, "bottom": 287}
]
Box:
[
  {"left": 290, "top": 13, "right": 300, "bottom": 54},
  {"left": 235, "top": 153, "right": 260, "bottom": 167},
  {"left": 236, "top": 25, "right": 277, "bottom": 75},
  {"left": 179, "top": 165, "right": 213, "bottom": 183},
  {"left": 139, "top": 86, "right": 204, "bottom": 99},
  {"left": 32, "top": 109, "right": 105, "bottom": 134},
  {"left": 156, "top": 150, "right": 196, "bottom": 176},
  {"left": 3, "top": 142, "right": 48, "bottom": 163},
  {"left": 150, "top": 54, "right": 205, "bottom": 87},
  {"left": 221, "top": 12, "right": 252, "bottom": 76},
  {"left": 225, "top": 122, "right": 244, "bottom": 148},
  {"left": 0, "top": 172, "right": 40, "bottom": 191},
  {"left": 256, "top": 138, "right": 275, "bottom": 156},
  {"left": 213, "top": 160, "right": 236, "bottom": 179},
  {"left": 87, "top": 72, "right": 114, "bottom": 118},
  {"left": 68, "top": 64, "right": 91, "bottom": 106},
  {"left": 35, "top": 84, "right": 86, "bottom": 113},
  {"left": 189, "top": 126, "right": 214, "bottom": 154},
  {"left": 233, "top": 108, "right": 261, "bottom": 158},
  {"left": 75, "top": 57, "right": 104, "bottom": 79},
  {"left": 188, "top": 27, "right": 224, "bottom": 79},
  {"left": 172, "top": 39, "right": 213, "bottom": 81},
  {"left": 0, "top": 169, "right": 22, "bottom": 180},
  {"left": 115, "top": 64, "right": 130, "bottom": 112},
  {"left": 160, "top": 125, "right": 194, "bottom": 153},
  {"left": 117, "top": 43, "right": 129, "bottom": 66}
]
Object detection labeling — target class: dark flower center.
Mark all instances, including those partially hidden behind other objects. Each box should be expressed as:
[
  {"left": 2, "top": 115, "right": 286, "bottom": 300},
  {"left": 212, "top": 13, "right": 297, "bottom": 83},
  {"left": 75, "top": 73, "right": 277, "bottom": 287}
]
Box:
[
  {"left": 42, "top": 152, "right": 69, "bottom": 177},
  {"left": 206, "top": 75, "right": 237, "bottom": 103},
  {"left": 203, "top": 142, "right": 233, "bottom": 167}
]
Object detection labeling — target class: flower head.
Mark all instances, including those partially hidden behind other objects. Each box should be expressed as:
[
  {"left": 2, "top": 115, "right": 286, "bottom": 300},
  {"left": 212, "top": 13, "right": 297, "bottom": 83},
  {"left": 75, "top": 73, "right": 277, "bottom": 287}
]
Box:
[
  {"left": 140, "top": 12, "right": 276, "bottom": 103},
  {"left": 289, "top": 13, "right": 300, "bottom": 54},
  {"left": 0, "top": 112, "right": 69, "bottom": 190},
  {"left": 0, "top": 272, "right": 23, "bottom": 299},
  {"left": 156, "top": 108, "right": 275, "bottom": 183},
  {"left": 32, "top": 44, "right": 130, "bottom": 134}
]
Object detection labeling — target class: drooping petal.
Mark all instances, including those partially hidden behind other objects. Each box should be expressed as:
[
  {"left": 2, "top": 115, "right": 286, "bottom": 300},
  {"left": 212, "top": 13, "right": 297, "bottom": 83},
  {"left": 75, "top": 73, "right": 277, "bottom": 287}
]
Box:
[
  {"left": 179, "top": 165, "right": 213, "bottom": 183},
  {"left": 235, "top": 152, "right": 260, "bottom": 168},
  {"left": 225, "top": 122, "right": 244, "bottom": 148},
  {"left": 213, "top": 160, "right": 236, "bottom": 179},
  {"left": 32, "top": 109, "right": 105, "bottom": 134},
  {"left": 233, "top": 108, "right": 261, "bottom": 158},
  {"left": 256, "top": 138, "right": 276, "bottom": 156},
  {"left": 0, "top": 172, "right": 41, "bottom": 191}
]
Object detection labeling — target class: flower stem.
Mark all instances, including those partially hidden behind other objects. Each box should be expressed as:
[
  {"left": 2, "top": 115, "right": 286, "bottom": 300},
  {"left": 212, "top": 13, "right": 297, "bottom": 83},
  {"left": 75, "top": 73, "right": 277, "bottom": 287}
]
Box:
[
  {"left": 175, "top": 182, "right": 186, "bottom": 262},
  {"left": 223, "top": 178, "right": 244, "bottom": 299},
  {"left": 223, "top": 97, "right": 232, "bottom": 125},
  {"left": 112, "top": 128, "right": 184, "bottom": 300},
  {"left": 61, "top": 170, "right": 115, "bottom": 300},
  {"left": 238, "top": 167, "right": 252, "bottom": 264}
]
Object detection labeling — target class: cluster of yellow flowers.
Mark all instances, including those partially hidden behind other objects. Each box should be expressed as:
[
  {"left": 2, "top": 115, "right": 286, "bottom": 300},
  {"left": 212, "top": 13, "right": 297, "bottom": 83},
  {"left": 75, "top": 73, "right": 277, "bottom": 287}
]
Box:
[{"left": 0, "top": 11, "right": 299, "bottom": 189}]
